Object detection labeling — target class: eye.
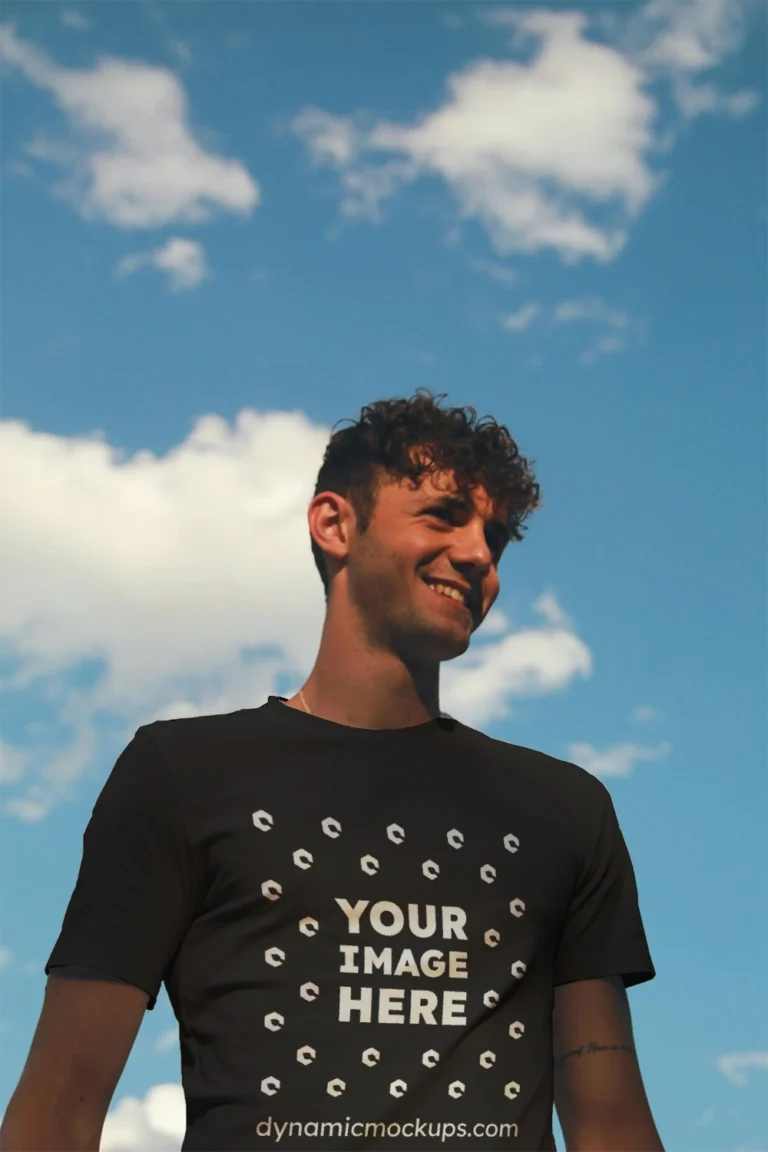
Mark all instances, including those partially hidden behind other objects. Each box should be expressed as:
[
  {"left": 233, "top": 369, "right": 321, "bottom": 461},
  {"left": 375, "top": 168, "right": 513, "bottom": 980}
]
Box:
[{"left": 424, "top": 506, "right": 453, "bottom": 523}]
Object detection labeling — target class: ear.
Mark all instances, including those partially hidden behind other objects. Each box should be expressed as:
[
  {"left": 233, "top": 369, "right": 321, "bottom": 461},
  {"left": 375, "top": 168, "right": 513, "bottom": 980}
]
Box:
[{"left": 308, "top": 490, "right": 357, "bottom": 579}]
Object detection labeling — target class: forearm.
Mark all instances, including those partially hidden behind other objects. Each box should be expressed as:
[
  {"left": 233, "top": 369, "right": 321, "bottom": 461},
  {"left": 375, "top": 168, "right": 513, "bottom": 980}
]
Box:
[
  {"left": 563, "top": 1114, "right": 665, "bottom": 1152},
  {"left": 0, "top": 1094, "right": 103, "bottom": 1152}
]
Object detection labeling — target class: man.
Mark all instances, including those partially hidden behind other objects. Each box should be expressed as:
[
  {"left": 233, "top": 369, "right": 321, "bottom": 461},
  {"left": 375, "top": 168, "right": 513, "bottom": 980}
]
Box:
[{"left": 1, "top": 390, "right": 663, "bottom": 1152}]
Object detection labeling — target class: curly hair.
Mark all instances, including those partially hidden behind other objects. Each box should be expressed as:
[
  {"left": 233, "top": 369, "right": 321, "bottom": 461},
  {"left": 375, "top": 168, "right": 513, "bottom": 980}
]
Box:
[{"left": 311, "top": 388, "right": 541, "bottom": 595}]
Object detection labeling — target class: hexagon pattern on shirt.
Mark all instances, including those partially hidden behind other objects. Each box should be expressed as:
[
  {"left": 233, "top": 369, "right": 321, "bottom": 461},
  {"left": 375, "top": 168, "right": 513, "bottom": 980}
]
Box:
[{"left": 255, "top": 814, "right": 529, "bottom": 1109}]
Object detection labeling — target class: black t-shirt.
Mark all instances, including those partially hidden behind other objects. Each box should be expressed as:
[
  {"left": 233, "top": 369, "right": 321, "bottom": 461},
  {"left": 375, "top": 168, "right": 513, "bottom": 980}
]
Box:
[{"left": 46, "top": 696, "right": 655, "bottom": 1152}]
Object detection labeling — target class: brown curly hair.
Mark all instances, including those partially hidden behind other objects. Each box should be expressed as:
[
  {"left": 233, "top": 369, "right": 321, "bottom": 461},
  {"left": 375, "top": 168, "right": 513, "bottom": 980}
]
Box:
[{"left": 311, "top": 389, "right": 541, "bottom": 595}]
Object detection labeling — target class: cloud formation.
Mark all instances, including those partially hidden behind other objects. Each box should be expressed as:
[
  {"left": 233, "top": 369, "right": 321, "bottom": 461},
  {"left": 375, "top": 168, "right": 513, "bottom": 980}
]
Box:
[
  {"left": 716, "top": 1050, "right": 768, "bottom": 1088},
  {"left": 566, "top": 739, "right": 671, "bottom": 778},
  {"left": 625, "top": 0, "right": 760, "bottom": 118},
  {"left": 292, "top": 2, "right": 757, "bottom": 264},
  {"left": 0, "top": 24, "right": 259, "bottom": 228},
  {"left": 502, "top": 302, "right": 540, "bottom": 332},
  {"left": 116, "top": 237, "right": 211, "bottom": 291},
  {"left": 100, "top": 1083, "right": 185, "bottom": 1151},
  {"left": 629, "top": 704, "right": 664, "bottom": 723}
]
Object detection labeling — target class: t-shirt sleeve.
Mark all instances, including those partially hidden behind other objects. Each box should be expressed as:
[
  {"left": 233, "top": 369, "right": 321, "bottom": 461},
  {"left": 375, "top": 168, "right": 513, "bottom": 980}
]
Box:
[
  {"left": 553, "top": 780, "right": 655, "bottom": 989},
  {"left": 45, "top": 727, "right": 201, "bottom": 1011}
]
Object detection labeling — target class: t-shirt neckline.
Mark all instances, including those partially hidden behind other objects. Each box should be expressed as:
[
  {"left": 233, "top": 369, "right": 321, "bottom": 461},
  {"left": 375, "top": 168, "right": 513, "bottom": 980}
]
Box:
[{"left": 266, "top": 695, "right": 455, "bottom": 741}]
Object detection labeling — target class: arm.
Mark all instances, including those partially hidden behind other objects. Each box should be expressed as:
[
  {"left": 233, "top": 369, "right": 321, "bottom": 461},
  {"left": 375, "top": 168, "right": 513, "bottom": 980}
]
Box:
[
  {"left": 0, "top": 973, "right": 148, "bottom": 1152},
  {"left": 553, "top": 976, "right": 664, "bottom": 1152}
]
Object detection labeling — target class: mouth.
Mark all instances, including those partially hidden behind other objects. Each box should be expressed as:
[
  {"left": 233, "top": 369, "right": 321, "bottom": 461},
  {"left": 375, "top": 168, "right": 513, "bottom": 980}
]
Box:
[{"left": 421, "top": 577, "right": 473, "bottom": 616}]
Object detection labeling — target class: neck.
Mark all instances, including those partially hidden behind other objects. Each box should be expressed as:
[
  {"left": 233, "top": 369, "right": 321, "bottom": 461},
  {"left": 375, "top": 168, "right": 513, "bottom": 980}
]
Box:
[{"left": 283, "top": 596, "right": 441, "bottom": 730}]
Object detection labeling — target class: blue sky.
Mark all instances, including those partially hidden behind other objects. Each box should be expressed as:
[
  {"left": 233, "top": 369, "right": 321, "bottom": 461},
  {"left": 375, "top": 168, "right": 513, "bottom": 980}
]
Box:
[{"left": 1, "top": 2, "right": 766, "bottom": 1149}]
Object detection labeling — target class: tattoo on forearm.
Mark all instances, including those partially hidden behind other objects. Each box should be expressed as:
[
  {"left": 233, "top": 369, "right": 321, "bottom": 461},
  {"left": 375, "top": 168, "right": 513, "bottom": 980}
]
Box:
[{"left": 555, "top": 1040, "right": 636, "bottom": 1066}]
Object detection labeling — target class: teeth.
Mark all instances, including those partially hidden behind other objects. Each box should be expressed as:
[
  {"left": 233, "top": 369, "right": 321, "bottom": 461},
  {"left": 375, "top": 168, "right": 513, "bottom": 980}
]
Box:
[{"left": 426, "top": 582, "right": 467, "bottom": 606}]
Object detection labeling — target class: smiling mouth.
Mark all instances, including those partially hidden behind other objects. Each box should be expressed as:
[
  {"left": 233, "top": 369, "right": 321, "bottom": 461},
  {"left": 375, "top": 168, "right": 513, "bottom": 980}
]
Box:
[{"left": 422, "top": 578, "right": 472, "bottom": 613}]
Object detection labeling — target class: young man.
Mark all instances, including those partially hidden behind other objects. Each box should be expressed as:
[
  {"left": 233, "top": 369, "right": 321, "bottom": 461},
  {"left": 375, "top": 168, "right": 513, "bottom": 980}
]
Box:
[{"left": 1, "top": 391, "right": 663, "bottom": 1152}]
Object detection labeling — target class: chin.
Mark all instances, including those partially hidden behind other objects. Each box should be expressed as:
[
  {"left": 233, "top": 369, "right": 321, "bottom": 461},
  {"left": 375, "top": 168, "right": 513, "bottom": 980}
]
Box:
[{"left": 408, "top": 629, "right": 471, "bottom": 664}]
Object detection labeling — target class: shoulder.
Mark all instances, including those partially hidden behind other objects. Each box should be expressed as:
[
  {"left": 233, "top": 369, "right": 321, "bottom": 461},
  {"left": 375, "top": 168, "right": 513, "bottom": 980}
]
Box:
[
  {"left": 138, "top": 707, "right": 263, "bottom": 755},
  {"left": 458, "top": 724, "right": 610, "bottom": 811}
]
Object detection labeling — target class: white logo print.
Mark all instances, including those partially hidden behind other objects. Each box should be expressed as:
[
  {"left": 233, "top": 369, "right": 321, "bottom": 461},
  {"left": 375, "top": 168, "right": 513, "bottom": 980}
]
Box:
[
  {"left": 327, "top": 1079, "right": 345, "bottom": 1097},
  {"left": 254, "top": 811, "right": 529, "bottom": 1074},
  {"left": 261, "top": 880, "right": 282, "bottom": 901},
  {"left": 252, "top": 810, "right": 273, "bottom": 832},
  {"left": 504, "top": 1081, "right": 521, "bottom": 1100},
  {"left": 261, "top": 1076, "right": 280, "bottom": 1096},
  {"left": 504, "top": 832, "right": 520, "bottom": 854},
  {"left": 448, "top": 1081, "right": 465, "bottom": 1099},
  {"left": 389, "top": 1080, "right": 407, "bottom": 1098}
]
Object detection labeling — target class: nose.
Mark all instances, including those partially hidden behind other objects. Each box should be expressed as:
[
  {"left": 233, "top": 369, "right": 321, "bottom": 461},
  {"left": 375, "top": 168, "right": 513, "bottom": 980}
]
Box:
[{"left": 450, "top": 521, "right": 494, "bottom": 577}]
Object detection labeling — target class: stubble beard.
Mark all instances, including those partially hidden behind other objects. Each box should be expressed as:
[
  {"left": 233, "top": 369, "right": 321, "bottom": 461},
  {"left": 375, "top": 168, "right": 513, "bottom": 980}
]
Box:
[{"left": 348, "top": 542, "right": 471, "bottom": 666}]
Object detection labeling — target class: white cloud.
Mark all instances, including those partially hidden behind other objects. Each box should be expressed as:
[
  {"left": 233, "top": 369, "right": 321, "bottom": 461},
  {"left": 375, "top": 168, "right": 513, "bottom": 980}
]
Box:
[
  {"left": 694, "top": 1107, "right": 716, "bottom": 1128},
  {"left": 717, "top": 1050, "right": 768, "bottom": 1088},
  {"left": 0, "top": 740, "right": 30, "bottom": 783},
  {"left": 479, "top": 608, "right": 511, "bottom": 636},
  {"left": 551, "top": 295, "right": 633, "bottom": 364},
  {"left": 116, "top": 238, "right": 210, "bottom": 291},
  {"left": 580, "top": 333, "right": 627, "bottom": 365},
  {"left": 168, "top": 39, "right": 192, "bottom": 66},
  {"left": 0, "top": 946, "right": 13, "bottom": 967},
  {"left": 533, "top": 591, "right": 573, "bottom": 629},
  {"left": 292, "top": 108, "right": 362, "bottom": 167},
  {"left": 101, "top": 1083, "right": 184, "bottom": 1151},
  {"left": 292, "top": 4, "right": 756, "bottom": 261},
  {"left": 470, "top": 257, "right": 516, "bottom": 285},
  {"left": 0, "top": 24, "right": 259, "bottom": 228},
  {"left": 566, "top": 739, "right": 671, "bottom": 778},
  {"left": 443, "top": 619, "right": 592, "bottom": 727},
  {"left": 155, "top": 1028, "right": 179, "bottom": 1054},
  {"left": 293, "top": 9, "right": 659, "bottom": 263},
  {"left": 501, "top": 302, "right": 539, "bottom": 332},
  {"left": 554, "top": 296, "right": 629, "bottom": 329},
  {"left": 630, "top": 704, "right": 664, "bottom": 723},
  {"left": 628, "top": 0, "right": 759, "bottom": 119},
  {"left": 61, "top": 10, "right": 91, "bottom": 31},
  {"left": 1, "top": 410, "right": 593, "bottom": 819}
]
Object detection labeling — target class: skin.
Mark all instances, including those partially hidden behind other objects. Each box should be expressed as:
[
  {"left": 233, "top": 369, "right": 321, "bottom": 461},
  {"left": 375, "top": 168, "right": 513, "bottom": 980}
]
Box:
[
  {"left": 1, "top": 462, "right": 664, "bottom": 1151},
  {"left": 553, "top": 976, "right": 665, "bottom": 1151},
  {"left": 0, "top": 976, "right": 147, "bottom": 1151},
  {"left": 284, "top": 465, "right": 510, "bottom": 728}
]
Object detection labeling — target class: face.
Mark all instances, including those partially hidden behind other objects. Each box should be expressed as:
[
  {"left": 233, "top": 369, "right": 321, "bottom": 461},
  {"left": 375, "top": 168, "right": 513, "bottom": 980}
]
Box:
[{"left": 337, "top": 469, "right": 509, "bottom": 665}]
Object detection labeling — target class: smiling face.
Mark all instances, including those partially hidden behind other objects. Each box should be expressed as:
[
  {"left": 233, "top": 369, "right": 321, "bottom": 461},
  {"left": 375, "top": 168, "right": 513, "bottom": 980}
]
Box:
[{"left": 341, "top": 467, "right": 510, "bottom": 665}]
